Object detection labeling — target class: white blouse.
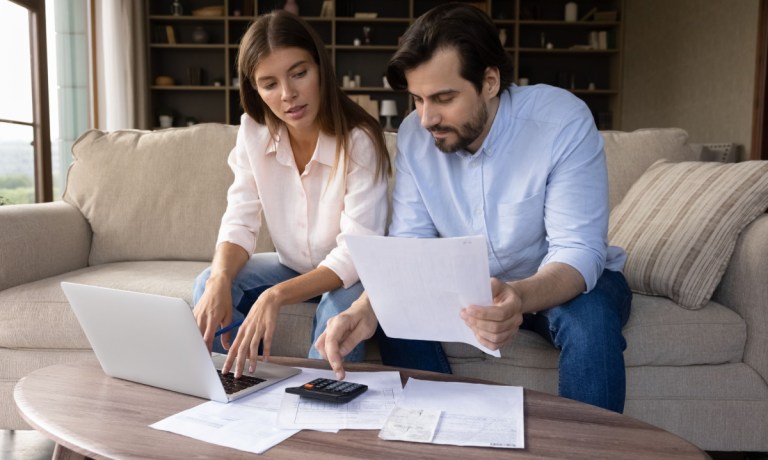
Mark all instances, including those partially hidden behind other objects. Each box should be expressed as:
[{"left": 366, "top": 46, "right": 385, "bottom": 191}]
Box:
[{"left": 217, "top": 114, "right": 389, "bottom": 288}]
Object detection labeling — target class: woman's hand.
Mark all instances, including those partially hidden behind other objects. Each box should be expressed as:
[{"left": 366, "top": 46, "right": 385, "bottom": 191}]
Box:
[
  {"left": 193, "top": 276, "right": 234, "bottom": 352},
  {"left": 222, "top": 287, "right": 283, "bottom": 377}
]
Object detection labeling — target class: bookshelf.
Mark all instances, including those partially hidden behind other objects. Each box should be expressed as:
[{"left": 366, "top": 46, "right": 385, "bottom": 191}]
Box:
[{"left": 146, "top": 0, "right": 624, "bottom": 129}]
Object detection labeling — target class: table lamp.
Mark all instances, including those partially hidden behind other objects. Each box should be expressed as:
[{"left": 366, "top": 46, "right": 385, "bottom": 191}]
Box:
[{"left": 380, "top": 99, "right": 398, "bottom": 131}]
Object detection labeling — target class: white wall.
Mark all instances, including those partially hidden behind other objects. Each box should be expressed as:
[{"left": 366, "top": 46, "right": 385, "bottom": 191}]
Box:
[{"left": 622, "top": 0, "right": 759, "bottom": 159}]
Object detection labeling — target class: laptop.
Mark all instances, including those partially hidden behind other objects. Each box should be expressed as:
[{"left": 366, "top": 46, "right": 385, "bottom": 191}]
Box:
[{"left": 60, "top": 282, "right": 301, "bottom": 403}]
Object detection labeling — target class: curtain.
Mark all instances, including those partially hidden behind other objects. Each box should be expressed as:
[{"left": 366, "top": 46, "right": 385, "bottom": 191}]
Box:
[{"left": 98, "top": 0, "right": 148, "bottom": 130}]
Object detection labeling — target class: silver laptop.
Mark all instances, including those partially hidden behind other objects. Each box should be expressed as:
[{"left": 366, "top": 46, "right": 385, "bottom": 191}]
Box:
[{"left": 61, "top": 282, "right": 301, "bottom": 403}]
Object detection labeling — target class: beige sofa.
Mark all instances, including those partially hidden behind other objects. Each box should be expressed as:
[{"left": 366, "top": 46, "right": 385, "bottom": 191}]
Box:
[{"left": 1, "top": 124, "right": 766, "bottom": 453}]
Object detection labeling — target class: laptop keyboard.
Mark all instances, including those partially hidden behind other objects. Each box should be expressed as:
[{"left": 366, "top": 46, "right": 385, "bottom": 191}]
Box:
[{"left": 217, "top": 370, "right": 266, "bottom": 394}]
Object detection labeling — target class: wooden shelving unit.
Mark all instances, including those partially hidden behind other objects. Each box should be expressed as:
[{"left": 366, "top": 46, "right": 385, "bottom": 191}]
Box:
[{"left": 146, "top": 0, "right": 624, "bottom": 129}]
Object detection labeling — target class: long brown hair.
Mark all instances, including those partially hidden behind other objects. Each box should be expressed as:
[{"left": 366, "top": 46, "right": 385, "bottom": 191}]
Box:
[{"left": 238, "top": 10, "right": 390, "bottom": 181}]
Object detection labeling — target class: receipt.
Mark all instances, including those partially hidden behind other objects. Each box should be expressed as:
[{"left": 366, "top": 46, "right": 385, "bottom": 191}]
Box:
[{"left": 379, "top": 406, "right": 441, "bottom": 443}]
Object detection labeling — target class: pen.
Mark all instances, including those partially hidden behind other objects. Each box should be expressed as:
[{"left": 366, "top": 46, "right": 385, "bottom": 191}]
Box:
[{"left": 214, "top": 320, "right": 243, "bottom": 337}]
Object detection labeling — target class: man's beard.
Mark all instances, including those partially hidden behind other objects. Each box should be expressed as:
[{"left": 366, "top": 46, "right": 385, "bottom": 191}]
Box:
[{"left": 429, "top": 102, "right": 488, "bottom": 153}]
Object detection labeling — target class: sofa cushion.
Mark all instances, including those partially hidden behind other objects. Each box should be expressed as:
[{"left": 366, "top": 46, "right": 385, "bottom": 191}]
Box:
[
  {"left": 621, "top": 295, "right": 745, "bottom": 366},
  {"left": 601, "top": 128, "right": 696, "bottom": 209},
  {"left": 609, "top": 159, "right": 768, "bottom": 309},
  {"left": 0, "top": 261, "right": 209, "bottom": 349},
  {"left": 441, "top": 293, "right": 745, "bottom": 368},
  {"left": 63, "top": 124, "right": 239, "bottom": 265}
]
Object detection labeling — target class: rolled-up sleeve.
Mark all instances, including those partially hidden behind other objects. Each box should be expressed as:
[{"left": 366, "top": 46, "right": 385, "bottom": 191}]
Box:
[
  {"left": 216, "top": 125, "right": 263, "bottom": 255},
  {"left": 318, "top": 130, "right": 389, "bottom": 288},
  {"left": 539, "top": 105, "right": 608, "bottom": 292}
]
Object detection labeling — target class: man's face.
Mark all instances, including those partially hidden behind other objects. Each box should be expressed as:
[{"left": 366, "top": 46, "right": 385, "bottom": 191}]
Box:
[{"left": 405, "top": 47, "right": 494, "bottom": 154}]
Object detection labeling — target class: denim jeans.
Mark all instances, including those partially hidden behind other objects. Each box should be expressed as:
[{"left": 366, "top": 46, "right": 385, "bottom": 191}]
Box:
[
  {"left": 192, "top": 252, "right": 366, "bottom": 361},
  {"left": 378, "top": 269, "right": 632, "bottom": 413},
  {"left": 522, "top": 269, "right": 632, "bottom": 412}
]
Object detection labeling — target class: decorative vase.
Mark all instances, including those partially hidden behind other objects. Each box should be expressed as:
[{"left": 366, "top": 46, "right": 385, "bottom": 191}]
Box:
[
  {"left": 565, "top": 2, "right": 578, "bottom": 22},
  {"left": 498, "top": 28, "right": 508, "bottom": 47},
  {"left": 283, "top": 0, "right": 299, "bottom": 15},
  {"left": 192, "top": 26, "right": 209, "bottom": 44},
  {"left": 159, "top": 115, "right": 173, "bottom": 128},
  {"left": 171, "top": 0, "right": 183, "bottom": 16}
]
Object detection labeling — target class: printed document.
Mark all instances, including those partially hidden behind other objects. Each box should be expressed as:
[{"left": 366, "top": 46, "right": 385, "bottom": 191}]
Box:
[
  {"left": 346, "top": 235, "right": 499, "bottom": 356},
  {"left": 277, "top": 370, "right": 402, "bottom": 430},
  {"left": 391, "top": 378, "right": 524, "bottom": 449},
  {"left": 151, "top": 367, "right": 401, "bottom": 454}
]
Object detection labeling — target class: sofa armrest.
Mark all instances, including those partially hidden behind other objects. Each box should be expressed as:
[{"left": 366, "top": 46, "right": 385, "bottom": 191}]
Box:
[
  {"left": 712, "top": 213, "right": 768, "bottom": 382},
  {"left": 0, "top": 202, "right": 92, "bottom": 291}
]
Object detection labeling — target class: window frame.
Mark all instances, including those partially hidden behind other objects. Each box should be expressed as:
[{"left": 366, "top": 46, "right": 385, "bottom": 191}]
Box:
[{"left": 8, "top": 0, "right": 53, "bottom": 202}]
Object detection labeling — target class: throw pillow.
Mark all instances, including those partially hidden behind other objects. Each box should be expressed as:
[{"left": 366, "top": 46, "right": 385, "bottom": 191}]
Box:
[
  {"left": 608, "top": 159, "right": 768, "bottom": 309},
  {"left": 601, "top": 128, "right": 696, "bottom": 209},
  {"left": 64, "top": 124, "right": 239, "bottom": 265}
]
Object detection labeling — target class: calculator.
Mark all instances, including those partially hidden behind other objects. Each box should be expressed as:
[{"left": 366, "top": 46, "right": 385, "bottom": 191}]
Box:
[{"left": 285, "top": 378, "right": 368, "bottom": 403}]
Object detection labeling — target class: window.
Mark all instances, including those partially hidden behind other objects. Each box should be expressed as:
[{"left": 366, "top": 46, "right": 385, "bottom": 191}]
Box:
[
  {"left": 0, "top": 1, "right": 41, "bottom": 204},
  {"left": 0, "top": 0, "right": 89, "bottom": 205}
]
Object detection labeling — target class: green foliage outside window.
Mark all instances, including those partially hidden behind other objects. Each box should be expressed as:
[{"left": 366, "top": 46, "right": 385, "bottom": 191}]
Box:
[{"left": 0, "top": 175, "right": 34, "bottom": 205}]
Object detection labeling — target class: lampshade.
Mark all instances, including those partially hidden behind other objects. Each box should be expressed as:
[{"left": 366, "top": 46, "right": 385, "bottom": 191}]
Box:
[{"left": 379, "top": 99, "right": 398, "bottom": 117}]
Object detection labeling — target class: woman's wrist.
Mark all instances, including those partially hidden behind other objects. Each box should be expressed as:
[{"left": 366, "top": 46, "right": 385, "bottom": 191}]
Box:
[{"left": 206, "top": 272, "right": 234, "bottom": 290}]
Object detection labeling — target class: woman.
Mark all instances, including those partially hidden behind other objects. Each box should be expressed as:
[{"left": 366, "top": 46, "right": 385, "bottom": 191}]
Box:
[{"left": 192, "top": 10, "right": 390, "bottom": 378}]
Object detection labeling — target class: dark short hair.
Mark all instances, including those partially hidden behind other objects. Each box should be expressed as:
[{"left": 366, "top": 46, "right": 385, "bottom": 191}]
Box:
[{"left": 386, "top": 2, "right": 514, "bottom": 96}]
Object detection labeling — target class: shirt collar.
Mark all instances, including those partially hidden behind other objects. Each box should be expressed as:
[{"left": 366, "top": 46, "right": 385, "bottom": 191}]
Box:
[
  {"left": 266, "top": 125, "right": 336, "bottom": 167},
  {"left": 472, "top": 88, "right": 513, "bottom": 158}
]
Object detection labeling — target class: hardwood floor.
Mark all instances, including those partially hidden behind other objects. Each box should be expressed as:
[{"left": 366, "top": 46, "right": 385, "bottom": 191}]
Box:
[{"left": 1, "top": 430, "right": 55, "bottom": 460}]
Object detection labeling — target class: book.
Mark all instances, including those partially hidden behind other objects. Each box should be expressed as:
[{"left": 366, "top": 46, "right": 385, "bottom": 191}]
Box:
[
  {"left": 153, "top": 25, "right": 167, "bottom": 44},
  {"left": 165, "top": 25, "right": 176, "bottom": 45},
  {"left": 598, "top": 31, "right": 608, "bottom": 50},
  {"left": 243, "top": 0, "right": 254, "bottom": 16}
]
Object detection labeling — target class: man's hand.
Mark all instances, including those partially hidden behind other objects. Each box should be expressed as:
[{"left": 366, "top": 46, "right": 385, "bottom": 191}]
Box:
[
  {"left": 193, "top": 276, "right": 233, "bottom": 353},
  {"left": 314, "top": 296, "right": 378, "bottom": 380},
  {"left": 460, "top": 278, "right": 524, "bottom": 350}
]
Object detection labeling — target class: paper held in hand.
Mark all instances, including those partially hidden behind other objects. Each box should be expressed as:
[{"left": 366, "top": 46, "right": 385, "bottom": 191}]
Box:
[{"left": 345, "top": 235, "right": 500, "bottom": 357}]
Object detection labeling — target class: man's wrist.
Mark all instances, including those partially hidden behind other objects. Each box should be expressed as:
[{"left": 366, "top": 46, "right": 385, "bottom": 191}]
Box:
[{"left": 505, "top": 281, "right": 526, "bottom": 315}]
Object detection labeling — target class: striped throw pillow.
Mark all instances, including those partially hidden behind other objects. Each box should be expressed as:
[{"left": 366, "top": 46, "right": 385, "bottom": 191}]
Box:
[{"left": 608, "top": 159, "right": 768, "bottom": 309}]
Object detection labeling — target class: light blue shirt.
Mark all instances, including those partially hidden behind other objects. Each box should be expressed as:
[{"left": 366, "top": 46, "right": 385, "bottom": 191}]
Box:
[{"left": 389, "top": 85, "right": 625, "bottom": 292}]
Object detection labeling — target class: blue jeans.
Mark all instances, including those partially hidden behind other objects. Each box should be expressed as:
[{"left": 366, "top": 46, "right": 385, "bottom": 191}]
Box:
[
  {"left": 379, "top": 269, "right": 632, "bottom": 413},
  {"left": 192, "top": 252, "right": 366, "bottom": 361}
]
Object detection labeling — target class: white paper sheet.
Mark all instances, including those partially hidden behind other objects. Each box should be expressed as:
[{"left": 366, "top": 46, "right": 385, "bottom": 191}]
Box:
[
  {"left": 150, "top": 370, "right": 308, "bottom": 454},
  {"left": 379, "top": 406, "right": 441, "bottom": 443},
  {"left": 346, "top": 235, "right": 500, "bottom": 356},
  {"left": 394, "top": 378, "right": 524, "bottom": 449},
  {"left": 150, "top": 368, "right": 402, "bottom": 454},
  {"left": 277, "top": 370, "right": 402, "bottom": 430}
]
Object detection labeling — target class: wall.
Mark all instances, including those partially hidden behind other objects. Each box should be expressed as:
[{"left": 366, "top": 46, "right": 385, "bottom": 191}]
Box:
[{"left": 622, "top": 0, "right": 759, "bottom": 159}]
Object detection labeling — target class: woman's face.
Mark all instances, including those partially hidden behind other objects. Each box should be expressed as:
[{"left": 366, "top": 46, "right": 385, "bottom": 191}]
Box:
[{"left": 253, "top": 47, "right": 321, "bottom": 135}]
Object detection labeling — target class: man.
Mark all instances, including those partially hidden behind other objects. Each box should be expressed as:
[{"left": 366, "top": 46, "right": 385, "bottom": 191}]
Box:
[{"left": 315, "top": 3, "right": 632, "bottom": 413}]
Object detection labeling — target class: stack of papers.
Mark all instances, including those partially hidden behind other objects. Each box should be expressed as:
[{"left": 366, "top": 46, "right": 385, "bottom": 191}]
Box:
[
  {"left": 382, "top": 379, "right": 524, "bottom": 448},
  {"left": 151, "top": 369, "right": 524, "bottom": 454},
  {"left": 151, "top": 368, "right": 401, "bottom": 454}
]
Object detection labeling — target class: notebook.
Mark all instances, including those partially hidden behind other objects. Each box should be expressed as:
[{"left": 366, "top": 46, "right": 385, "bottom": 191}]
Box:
[{"left": 60, "top": 282, "right": 301, "bottom": 403}]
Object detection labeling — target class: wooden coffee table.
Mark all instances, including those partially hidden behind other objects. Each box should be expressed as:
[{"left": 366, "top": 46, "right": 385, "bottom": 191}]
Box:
[{"left": 14, "top": 357, "right": 708, "bottom": 459}]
